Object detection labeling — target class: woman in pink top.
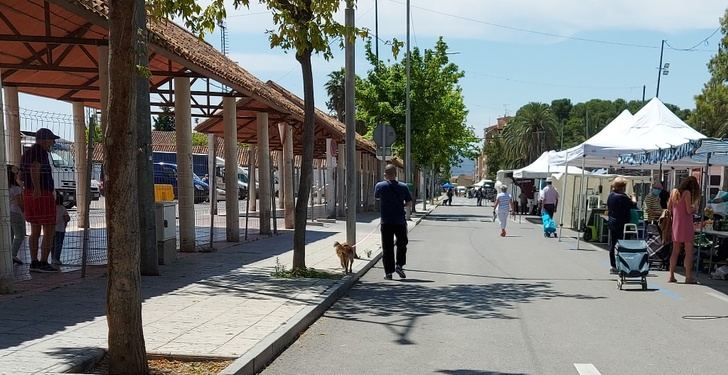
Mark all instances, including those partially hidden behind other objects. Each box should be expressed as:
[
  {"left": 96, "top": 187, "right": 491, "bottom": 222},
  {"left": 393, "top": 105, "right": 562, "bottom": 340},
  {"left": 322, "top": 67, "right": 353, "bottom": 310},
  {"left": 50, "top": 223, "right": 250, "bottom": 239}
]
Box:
[{"left": 667, "top": 176, "right": 700, "bottom": 284}]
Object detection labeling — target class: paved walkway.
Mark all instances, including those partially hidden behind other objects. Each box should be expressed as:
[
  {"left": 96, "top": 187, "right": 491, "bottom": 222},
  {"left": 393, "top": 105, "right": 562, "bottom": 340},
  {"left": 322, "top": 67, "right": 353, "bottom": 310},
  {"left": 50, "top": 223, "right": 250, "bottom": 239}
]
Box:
[{"left": 0, "top": 208, "right": 430, "bottom": 374}]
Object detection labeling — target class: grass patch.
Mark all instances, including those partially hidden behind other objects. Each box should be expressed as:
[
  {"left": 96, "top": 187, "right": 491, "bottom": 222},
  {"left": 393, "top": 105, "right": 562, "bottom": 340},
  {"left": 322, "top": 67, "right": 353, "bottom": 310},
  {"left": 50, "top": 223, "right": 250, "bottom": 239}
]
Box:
[{"left": 270, "top": 257, "right": 343, "bottom": 280}]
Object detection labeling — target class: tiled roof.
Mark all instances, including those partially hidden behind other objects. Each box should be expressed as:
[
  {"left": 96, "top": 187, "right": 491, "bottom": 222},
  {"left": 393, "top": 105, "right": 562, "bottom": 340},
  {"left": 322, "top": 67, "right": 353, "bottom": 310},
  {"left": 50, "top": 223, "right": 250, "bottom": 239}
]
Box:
[{"left": 68, "top": 0, "right": 304, "bottom": 118}]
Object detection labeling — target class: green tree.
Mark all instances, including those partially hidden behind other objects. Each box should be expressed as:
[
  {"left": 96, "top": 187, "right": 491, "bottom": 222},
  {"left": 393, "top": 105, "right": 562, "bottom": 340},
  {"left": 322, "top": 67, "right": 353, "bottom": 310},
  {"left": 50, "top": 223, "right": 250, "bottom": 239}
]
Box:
[
  {"left": 325, "top": 68, "right": 369, "bottom": 135},
  {"left": 501, "top": 102, "right": 558, "bottom": 166},
  {"left": 153, "top": 106, "right": 175, "bottom": 131},
  {"left": 357, "top": 37, "right": 477, "bottom": 176},
  {"left": 325, "top": 68, "right": 345, "bottom": 122},
  {"left": 691, "top": 8, "right": 728, "bottom": 137},
  {"left": 191, "top": 132, "right": 208, "bottom": 147}
]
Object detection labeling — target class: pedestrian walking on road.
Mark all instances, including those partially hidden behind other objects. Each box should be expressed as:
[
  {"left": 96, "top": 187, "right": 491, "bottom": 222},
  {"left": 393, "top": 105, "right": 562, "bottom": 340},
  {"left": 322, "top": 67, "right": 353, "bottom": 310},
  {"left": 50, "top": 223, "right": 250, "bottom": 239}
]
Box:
[
  {"left": 495, "top": 185, "right": 512, "bottom": 237},
  {"left": 476, "top": 187, "right": 484, "bottom": 207},
  {"left": 446, "top": 187, "right": 454, "bottom": 206},
  {"left": 606, "top": 177, "right": 637, "bottom": 274},
  {"left": 21, "top": 128, "right": 60, "bottom": 273},
  {"left": 375, "top": 164, "right": 413, "bottom": 280},
  {"left": 539, "top": 177, "right": 559, "bottom": 218},
  {"left": 668, "top": 176, "right": 700, "bottom": 284},
  {"left": 8, "top": 165, "right": 26, "bottom": 265}
]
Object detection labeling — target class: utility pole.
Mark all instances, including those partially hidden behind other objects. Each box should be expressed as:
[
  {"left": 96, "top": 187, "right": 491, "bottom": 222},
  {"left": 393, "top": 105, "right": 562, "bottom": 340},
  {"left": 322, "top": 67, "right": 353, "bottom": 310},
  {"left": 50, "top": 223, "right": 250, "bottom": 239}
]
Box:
[
  {"left": 375, "top": 0, "right": 379, "bottom": 63},
  {"left": 345, "top": 0, "right": 357, "bottom": 245},
  {"left": 642, "top": 85, "right": 646, "bottom": 103},
  {"left": 405, "top": 0, "right": 412, "bottom": 187},
  {"left": 656, "top": 39, "right": 665, "bottom": 98},
  {"left": 560, "top": 119, "right": 565, "bottom": 151}
]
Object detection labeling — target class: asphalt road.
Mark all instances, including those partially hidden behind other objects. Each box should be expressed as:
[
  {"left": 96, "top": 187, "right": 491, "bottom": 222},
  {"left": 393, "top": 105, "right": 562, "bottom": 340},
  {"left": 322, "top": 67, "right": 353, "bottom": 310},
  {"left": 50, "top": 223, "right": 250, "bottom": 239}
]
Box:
[{"left": 261, "top": 197, "right": 728, "bottom": 375}]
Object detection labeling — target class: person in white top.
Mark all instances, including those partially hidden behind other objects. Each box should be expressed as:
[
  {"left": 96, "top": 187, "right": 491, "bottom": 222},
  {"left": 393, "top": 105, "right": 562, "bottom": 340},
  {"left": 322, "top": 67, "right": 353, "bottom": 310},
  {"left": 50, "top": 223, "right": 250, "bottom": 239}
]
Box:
[
  {"left": 495, "top": 185, "right": 513, "bottom": 237},
  {"left": 7, "top": 165, "right": 26, "bottom": 265},
  {"left": 539, "top": 177, "right": 560, "bottom": 219}
]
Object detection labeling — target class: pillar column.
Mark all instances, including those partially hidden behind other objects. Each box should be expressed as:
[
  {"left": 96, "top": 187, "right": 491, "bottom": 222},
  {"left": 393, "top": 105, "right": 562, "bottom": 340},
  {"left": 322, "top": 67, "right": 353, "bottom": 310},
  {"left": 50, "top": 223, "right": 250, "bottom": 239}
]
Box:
[
  {"left": 336, "top": 143, "right": 345, "bottom": 218},
  {"left": 0, "top": 71, "right": 16, "bottom": 293},
  {"left": 223, "top": 96, "right": 239, "bottom": 242},
  {"left": 318, "top": 164, "right": 325, "bottom": 205},
  {"left": 325, "top": 139, "right": 335, "bottom": 218},
  {"left": 3, "top": 86, "right": 20, "bottom": 165},
  {"left": 98, "top": 45, "right": 109, "bottom": 136},
  {"left": 174, "top": 77, "right": 195, "bottom": 252},
  {"left": 248, "top": 145, "right": 257, "bottom": 212},
  {"left": 279, "top": 123, "right": 294, "bottom": 229},
  {"left": 357, "top": 151, "right": 364, "bottom": 212},
  {"left": 257, "top": 112, "right": 272, "bottom": 234},
  {"left": 72, "top": 102, "right": 88, "bottom": 227},
  {"left": 276, "top": 150, "right": 285, "bottom": 209}
]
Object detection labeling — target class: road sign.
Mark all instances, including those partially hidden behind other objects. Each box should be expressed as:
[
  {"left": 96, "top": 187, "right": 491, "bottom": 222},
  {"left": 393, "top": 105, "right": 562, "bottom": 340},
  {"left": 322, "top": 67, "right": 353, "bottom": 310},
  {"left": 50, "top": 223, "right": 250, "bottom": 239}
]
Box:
[
  {"left": 376, "top": 146, "right": 393, "bottom": 161},
  {"left": 373, "top": 124, "right": 396, "bottom": 147}
]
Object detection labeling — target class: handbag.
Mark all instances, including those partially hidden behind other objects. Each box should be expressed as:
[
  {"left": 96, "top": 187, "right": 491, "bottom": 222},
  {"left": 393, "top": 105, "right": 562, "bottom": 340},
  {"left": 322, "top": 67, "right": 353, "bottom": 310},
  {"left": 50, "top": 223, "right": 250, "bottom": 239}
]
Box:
[{"left": 659, "top": 209, "right": 672, "bottom": 245}]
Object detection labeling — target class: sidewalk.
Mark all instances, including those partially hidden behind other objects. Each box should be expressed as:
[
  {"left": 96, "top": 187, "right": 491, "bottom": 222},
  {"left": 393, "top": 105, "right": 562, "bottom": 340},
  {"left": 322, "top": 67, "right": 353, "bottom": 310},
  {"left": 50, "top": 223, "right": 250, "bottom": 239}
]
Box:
[{"left": 0, "top": 206, "right": 435, "bottom": 374}]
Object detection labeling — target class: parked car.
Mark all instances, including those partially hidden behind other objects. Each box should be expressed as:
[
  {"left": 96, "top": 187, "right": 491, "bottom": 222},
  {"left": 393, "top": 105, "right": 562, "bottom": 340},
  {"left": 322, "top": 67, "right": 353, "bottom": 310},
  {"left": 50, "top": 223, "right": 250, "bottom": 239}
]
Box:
[{"left": 153, "top": 162, "right": 209, "bottom": 204}]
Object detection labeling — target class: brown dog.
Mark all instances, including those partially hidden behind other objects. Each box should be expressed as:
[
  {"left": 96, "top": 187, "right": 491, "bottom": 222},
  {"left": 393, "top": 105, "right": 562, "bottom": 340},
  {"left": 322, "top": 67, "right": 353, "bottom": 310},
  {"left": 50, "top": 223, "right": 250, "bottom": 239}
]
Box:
[{"left": 334, "top": 241, "right": 355, "bottom": 274}]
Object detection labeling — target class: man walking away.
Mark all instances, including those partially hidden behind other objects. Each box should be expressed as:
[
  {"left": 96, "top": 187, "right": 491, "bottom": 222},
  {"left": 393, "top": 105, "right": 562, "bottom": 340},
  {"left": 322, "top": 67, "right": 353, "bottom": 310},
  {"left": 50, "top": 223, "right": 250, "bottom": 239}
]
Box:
[
  {"left": 375, "top": 164, "right": 413, "bottom": 280},
  {"left": 539, "top": 177, "right": 559, "bottom": 219},
  {"left": 476, "top": 187, "right": 483, "bottom": 207},
  {"left": 447, "top": 187, "right": 454, "bottom": 206},
  {"left": 21, "top": 128, "right": 60, "bottom": 272}
]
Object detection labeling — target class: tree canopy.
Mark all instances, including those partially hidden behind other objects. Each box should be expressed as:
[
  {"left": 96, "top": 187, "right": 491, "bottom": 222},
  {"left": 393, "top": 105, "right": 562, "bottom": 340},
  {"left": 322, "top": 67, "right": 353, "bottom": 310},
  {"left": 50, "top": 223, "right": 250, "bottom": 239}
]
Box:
[
  {"left": 690, "top": 8, "right": 728, "bottom": 137},
  {"left": 485, "top": 97, "right": 694, "bottom": 176},
  {"left": 355, "top": 37, "right": 478, "bottom": 176},
  {"left": 153, "top": 106, "right": 175, "bottom": 131}
]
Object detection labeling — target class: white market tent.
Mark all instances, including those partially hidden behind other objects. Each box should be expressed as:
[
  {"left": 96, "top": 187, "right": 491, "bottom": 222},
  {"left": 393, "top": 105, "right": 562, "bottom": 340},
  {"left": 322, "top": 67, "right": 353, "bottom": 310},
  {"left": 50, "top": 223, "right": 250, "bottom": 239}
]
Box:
[
  {"left": 512, "top": 151, "right": 587, "bottom": 179},
  {"left": 556, "top": 98, "right": 706, "bottom": 247},
  {"left": 564, "top": 98, "right": 706, "bottom": 168}
]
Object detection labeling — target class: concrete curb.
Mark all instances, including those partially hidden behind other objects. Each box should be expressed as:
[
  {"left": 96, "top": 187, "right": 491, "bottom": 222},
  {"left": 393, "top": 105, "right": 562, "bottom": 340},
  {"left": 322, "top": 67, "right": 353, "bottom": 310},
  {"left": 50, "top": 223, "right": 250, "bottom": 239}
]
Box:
[{"left": 220, "top": 207, "right": 437, "bottom": 375}]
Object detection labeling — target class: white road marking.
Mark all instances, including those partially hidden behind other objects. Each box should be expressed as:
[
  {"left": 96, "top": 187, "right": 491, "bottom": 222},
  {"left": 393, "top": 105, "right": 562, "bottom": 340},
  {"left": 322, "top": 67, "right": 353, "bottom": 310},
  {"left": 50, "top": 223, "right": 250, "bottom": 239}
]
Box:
[
  {"left": 706, "top": 291, "right": 728, "bottom": 304},
  {"left": 574, "top": 363, "right": 603, "bottom": 375}
]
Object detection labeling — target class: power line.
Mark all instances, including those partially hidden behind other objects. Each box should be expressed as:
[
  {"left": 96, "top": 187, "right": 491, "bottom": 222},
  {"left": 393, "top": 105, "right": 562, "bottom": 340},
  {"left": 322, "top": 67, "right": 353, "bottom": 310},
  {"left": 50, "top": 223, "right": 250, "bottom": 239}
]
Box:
[
  {"left": 385, "top": 0, "right": 658, "bottom": 49},
  {"left": 468, "top": 71, "right": 641, "bottom": 90},
  {"left": 665, "top": 27, "right": 721, "bottom": 52}
]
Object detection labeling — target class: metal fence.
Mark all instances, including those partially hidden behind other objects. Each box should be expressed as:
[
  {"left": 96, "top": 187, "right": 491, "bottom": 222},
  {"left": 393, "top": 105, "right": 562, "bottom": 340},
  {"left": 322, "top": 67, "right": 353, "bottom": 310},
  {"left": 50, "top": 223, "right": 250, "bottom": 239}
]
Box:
[{"left": 4, "top": 107, "right": 339, "bottom": 280}]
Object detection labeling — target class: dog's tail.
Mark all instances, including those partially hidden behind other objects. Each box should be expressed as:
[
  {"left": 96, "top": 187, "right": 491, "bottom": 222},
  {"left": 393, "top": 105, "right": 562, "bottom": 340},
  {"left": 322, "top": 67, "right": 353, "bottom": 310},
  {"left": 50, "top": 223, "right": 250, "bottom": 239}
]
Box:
[{"left": 333, "top": 241, "right": 340, "bottom": 248}]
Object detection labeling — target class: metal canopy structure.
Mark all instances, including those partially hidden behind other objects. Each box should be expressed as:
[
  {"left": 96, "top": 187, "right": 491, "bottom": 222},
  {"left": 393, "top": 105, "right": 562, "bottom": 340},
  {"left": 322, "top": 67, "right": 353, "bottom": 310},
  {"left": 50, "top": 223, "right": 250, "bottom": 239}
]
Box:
[
  {"left": 194, "top": 81, "right": 377, "bottom": 159},
  {"left": 0, "top": 0, "right": 303, "bottom": 120}
]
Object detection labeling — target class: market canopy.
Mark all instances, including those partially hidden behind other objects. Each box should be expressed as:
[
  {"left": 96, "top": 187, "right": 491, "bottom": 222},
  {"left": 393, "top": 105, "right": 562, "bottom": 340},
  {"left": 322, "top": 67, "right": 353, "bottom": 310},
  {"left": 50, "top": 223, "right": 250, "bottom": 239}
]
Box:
[
  {"left": 513, "top": 151, "right": 587, "bottom": 179},
  {"left": 618, "top": 138, "right": 728, "bottom": 167},
  {"left": 564, "top": 98, "right": 706, "bottom": 168}
]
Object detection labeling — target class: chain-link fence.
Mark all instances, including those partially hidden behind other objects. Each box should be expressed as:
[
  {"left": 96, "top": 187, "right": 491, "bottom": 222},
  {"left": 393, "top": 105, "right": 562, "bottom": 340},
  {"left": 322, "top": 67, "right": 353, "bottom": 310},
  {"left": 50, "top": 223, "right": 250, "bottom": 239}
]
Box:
[{"left": 4, "top": 108, "right": 322, "bottom": 280}]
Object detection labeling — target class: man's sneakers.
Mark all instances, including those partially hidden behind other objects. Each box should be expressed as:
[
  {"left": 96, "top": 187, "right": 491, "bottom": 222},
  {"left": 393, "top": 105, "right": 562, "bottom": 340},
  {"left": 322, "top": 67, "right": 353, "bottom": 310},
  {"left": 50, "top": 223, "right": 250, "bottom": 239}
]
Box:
[
  {"left": 29, "top": 261, "right": 59, "bottom": 273},
  {"left": 384, "top": 273, "right": 393, "bottom": 280},
  {"left": 394, "top": 266, "right": 406, "bottom": 279},
  {"left": 609, "top": 267, "right": 618, "bottom": 275}
]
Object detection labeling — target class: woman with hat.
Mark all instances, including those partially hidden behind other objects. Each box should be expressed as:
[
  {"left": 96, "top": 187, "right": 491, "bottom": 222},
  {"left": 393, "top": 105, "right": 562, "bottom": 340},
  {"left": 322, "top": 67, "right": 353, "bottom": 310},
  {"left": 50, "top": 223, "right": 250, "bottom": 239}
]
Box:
[{"left": 606, "top": 176, "right": 637, "bottom": 274}]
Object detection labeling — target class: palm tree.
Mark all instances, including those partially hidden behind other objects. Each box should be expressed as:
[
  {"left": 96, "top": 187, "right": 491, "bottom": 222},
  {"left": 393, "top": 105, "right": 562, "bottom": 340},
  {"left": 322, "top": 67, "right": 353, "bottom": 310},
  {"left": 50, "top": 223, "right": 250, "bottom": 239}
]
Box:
[
  {"left": 325, "top": 68, "right": 346, "bottom": 122},
  {"left": 501, "top": 102, "right": 558, "bottom": 166}
]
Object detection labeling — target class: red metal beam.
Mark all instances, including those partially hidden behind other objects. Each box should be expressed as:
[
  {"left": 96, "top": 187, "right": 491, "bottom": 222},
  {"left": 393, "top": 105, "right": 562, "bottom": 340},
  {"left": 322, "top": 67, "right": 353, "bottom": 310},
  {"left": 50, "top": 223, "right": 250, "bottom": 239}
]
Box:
[{"left": 0, "top": 34, "right": 108, "bottom": 45}]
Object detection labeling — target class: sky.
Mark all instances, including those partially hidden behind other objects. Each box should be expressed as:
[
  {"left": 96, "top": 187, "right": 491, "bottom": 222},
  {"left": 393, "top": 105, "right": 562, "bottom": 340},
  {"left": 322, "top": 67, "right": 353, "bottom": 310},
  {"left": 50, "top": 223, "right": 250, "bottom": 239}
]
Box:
[{"left": 13, "top": 0, "right": 727, "bottom": 161}]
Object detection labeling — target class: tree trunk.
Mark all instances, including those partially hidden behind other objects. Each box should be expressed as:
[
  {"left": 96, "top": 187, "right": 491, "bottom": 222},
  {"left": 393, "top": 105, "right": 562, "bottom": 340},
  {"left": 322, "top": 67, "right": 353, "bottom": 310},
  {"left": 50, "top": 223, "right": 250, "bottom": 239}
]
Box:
[
  {"left": 293, "top": 50, "right": 316, "bottom": 270},
  {"left": 106, "top": 1, "right": 148, "bottom": 373},
  {"left": 136, "top": 3, "right": 158, "bottom": 276}
]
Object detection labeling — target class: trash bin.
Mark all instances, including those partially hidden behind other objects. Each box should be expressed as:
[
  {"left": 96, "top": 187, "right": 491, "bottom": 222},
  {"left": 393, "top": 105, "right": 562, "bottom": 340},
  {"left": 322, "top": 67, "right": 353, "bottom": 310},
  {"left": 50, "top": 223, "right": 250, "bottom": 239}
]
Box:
[{"left": 155, "top": 202, "right": 177, "bottom": 265}]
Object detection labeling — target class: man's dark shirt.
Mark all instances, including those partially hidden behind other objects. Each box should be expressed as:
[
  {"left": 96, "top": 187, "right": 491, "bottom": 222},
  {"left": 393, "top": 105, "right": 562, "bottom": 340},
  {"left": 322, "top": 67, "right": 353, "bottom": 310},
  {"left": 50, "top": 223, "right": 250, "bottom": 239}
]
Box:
[
  {"left": 375, "top": 179, "right": 412, "bottom": 225},
  {"left": 607, "top": 191, "right": 636, "bottom": 229},
  {"left": 659, "top": 189, "right": 669, "bottom": 209},
  {"left": 21, "top": 144, "right": 54, "bottom": 191}
]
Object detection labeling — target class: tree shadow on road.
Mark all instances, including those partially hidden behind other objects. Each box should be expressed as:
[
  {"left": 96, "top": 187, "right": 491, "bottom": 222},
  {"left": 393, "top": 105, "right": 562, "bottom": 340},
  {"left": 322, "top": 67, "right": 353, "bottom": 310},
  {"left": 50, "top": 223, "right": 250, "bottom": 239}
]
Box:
[{"left": 436, "top": 370, "right": 528, "bottom": 375}]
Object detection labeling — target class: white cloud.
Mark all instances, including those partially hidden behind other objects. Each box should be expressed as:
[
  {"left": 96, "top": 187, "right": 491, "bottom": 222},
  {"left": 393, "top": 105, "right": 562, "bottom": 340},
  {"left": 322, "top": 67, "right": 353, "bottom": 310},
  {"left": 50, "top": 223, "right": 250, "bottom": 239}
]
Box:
[{"left": 215, "top": 0, "right": 726, "bottom": 42}]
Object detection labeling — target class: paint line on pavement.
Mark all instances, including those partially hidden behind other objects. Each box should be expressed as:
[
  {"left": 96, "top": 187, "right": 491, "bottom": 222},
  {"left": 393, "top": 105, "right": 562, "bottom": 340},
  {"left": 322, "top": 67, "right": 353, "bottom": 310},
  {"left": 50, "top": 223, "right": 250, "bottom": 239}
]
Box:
[
  {"left": 574, "top": 363, "right": 603, "bottom": 375},
  {"left": 655, "top": 283, "right": 682, "bottom": 301},
  {"left": 706, "top": 291, "right": 728, "bottom": 304}
]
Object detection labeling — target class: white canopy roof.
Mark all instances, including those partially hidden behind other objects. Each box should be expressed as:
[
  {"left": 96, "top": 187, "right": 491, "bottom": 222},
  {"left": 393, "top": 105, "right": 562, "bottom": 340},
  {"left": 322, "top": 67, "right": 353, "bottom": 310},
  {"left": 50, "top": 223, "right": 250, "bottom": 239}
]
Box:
[
  {"left": 513, "top": 151, "right": 586, "bottom": 179},
  {"left": 564, "top": 98, "right": 706, "bottom": 168}
]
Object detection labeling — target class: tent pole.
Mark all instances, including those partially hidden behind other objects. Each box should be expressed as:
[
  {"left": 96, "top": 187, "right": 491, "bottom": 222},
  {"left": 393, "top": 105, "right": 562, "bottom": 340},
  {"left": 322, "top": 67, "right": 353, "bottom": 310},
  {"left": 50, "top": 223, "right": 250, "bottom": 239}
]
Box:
[
  {"left": 576, "top": 156, "right": 586, "bottom": 250},
  {"left": 558, "top": 165, "right": 569, "bottom": 242},
  {"left": 698, "top": 153, "right": 711, "bottom": 279}
]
